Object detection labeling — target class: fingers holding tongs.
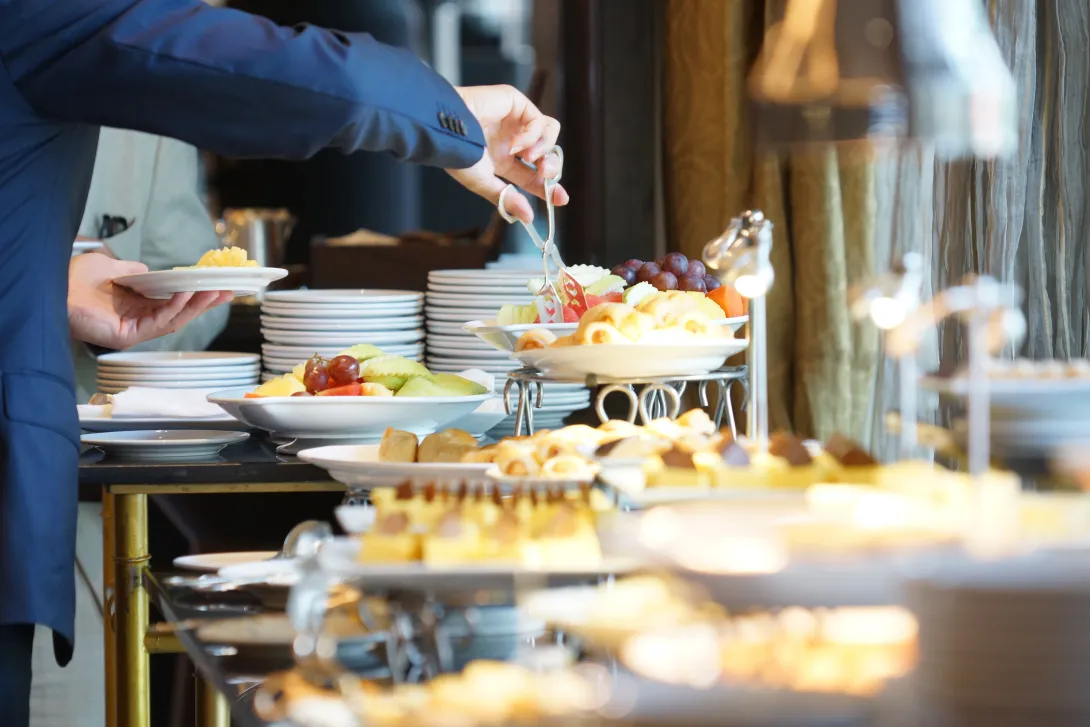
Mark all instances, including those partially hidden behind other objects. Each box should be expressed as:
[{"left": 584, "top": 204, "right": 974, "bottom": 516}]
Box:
[{"left": 498, "top": 146, "right": 565, "bottom": 267}]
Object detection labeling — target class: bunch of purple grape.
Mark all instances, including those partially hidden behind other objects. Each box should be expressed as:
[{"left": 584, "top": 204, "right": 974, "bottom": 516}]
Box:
[{"left": 611, "top": 253, "right": 722, "bottom": 293}]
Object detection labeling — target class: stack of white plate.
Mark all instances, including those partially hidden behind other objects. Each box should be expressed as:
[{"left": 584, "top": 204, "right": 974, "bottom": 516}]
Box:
[
  {"left": 95, "top": 352, "right": 260, "bottom": 395},
  {"left": 260, "top": 289, "right": 425, "bottom": 378},
  {"left": 425, "top": 269, "right": 591, "bottom": 436},
  {"left": 905, "top": 549, "right": 1090, "bottom": 723}
]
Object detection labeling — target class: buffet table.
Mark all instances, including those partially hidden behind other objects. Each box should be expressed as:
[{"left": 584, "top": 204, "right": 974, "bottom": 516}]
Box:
[{"left": 79, "top": 438, "right": 340, "bottom": 727}]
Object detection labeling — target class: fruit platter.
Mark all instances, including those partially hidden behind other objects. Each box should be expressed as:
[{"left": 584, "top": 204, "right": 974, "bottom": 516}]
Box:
[
  {"left": 208, "top": 344, "right": 494, "bottom": 441},
  {"left": 466, "top": 253, "right": 748, "bottom": 353}
]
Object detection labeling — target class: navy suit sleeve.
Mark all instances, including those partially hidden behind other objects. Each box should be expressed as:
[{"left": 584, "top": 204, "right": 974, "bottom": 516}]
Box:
[{"left": 0, "top": 0, "right": 486, "bottom": 168}]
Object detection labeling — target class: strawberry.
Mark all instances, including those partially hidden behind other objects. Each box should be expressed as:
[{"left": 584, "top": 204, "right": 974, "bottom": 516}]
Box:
[{"left": 586, "top": 292, "right": 623, "bottom": 307}]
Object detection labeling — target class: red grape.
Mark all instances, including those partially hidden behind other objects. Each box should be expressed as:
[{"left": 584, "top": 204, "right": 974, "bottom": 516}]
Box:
[
  {"left": 304, "top": 354, "right": 326, "bottom": 376},
  {"left": 663, "top": 252, "right": 689, "bottom": 277},
  {"left": 651, "top": 271, "right": 678, "bottom": 291},
  {"left": 327, "top": 354, "right": 361, "bottom": 386},
  {"left": 637, "top": 262, "right": 661, "bottom": 283},
  {"left": 703, "top": 275, "right": 722, "bottom": 291},
  {"left": 303, "top": 366, "right": 330, "bottom": 393},
  {"left": 688, "top": 260, "right": 707, "bottom": 279},
  {"left": 679, "top": 275, "right": 706, "bottom": 292},
  {"left": 624, "top": 259, "right": 643, "bottom": 270},
  {"left": 612, "top": 265, "right": 638, "bottom": 286},
  {"left": 655, "top": 257, "right": 665, "bottom": 268}
]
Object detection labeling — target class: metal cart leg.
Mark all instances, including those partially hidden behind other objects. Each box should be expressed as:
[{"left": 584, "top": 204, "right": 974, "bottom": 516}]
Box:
[
  {"left": 196, "top": 676, "right": 231, "bottom": 727},
  {"left": 102, "top": 490, "right": 117, "bottom": 727},
  {"left": 111, "top": 492, "right": 151, "bottom": 727}
]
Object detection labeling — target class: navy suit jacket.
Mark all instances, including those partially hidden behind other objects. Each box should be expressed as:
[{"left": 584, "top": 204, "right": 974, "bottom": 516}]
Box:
[{"left": 0, "top": 0, "right": 484, "bottom": 664}]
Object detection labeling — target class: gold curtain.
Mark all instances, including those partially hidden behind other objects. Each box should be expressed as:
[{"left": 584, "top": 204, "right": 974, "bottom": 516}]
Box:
[{"left": 662, "top": 0, "right": 880, "bottom": 441}]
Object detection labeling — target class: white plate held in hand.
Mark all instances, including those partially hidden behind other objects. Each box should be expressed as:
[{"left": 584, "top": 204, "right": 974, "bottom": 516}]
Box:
[{"left": 113, "top": 267, "right": 288, "bottom": 300}]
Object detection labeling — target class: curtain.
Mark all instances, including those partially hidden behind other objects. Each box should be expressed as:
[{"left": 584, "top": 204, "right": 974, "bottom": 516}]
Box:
[{"left": 662, "top": 0, "right": 1079, "bottom": 453}]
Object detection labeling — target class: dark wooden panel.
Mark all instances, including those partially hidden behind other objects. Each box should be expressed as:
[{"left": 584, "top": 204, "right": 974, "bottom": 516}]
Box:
[{"left": 559, "top": 0, "right": 659, "bottom": 267}]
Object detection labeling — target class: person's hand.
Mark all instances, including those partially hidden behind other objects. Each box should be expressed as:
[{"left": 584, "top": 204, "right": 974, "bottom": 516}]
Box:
[
  {"left": 448, "top": 85, "right": 570, "bottom": 224},
  {"left": 68, "top": 252, "right": 232, "bottom": 350}
]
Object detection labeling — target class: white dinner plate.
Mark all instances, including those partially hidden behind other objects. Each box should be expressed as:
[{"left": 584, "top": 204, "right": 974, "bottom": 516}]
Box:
[
  {"left": 296, "top": 444, "right": 492, "bottom": 488},
  {"left": 97, "top": 376, "right": 257, "bottom": 388},
  {"left": 923, "top": 375, "right": 1090, "bottom": 418},
  {"left": 260, "top": 328, "right": 424, "bottom": 346},
  {"left": 78, "top": 405, "right": 245, "bottom": 432},
  {"left": 96, "top": 352, "right": 260, "bottom": 368},
  {"left": 96, "top": 368, "right": 260, "bottom": 383},
  {"left": 261, "top": 343, "right": 424, "bottom": 358},
  {"left": 260, "top": 302, "right": 423, "bottom": 318},
  {"left": 259, "top": 315, "right": 423, "bottom": 331},
  {"left": 426, "top": 283, "right": 529, "bottom": 295},
  {"left": 72, "top": 240, "right": 104, "bottom": 256},
  {"left": 463, "top": 320, "right": 579, "bottom": 352},
  {"left": 428, "top": 269, "right": 537, "bottom": 282},
  {"left": 97, "top": 363, "right": 261, "bottom": 379},
  {"left": 81, "top": 429, "right": 249, "bottom": 461},
  {"left": 208, "top": 387, "right": 494, "bottom": 439},
  {"left": 427, "top": 357, "right": 519, "bottom": 370},
  {"left": 173, "top": 551, "right": 279, "bottom": 572},
  {"left": 426, "top": 345, "right": 513, "bottom": 359},
  {"left": 515, "top": 340, "right": 748, "bottom": 379},
  {"left": 263, "top": 289, "right": 422, "bottom": 305},
  {"left": 113, "top": 267, "right": 288, "bottom": 300},
  {"left": 424, "top": 335, "right": 499, "bottom": 350},
  {"left": 425, "top": 307, "right": 512, "bottom": 322}
]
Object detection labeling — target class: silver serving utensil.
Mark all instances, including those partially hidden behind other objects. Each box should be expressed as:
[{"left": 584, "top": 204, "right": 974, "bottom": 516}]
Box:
[
  {"left": 499, "top": 147, "right": 567, "bottom": 322},
  {"left": 272, "top": 520, "right": 333, "bottom": 560}
]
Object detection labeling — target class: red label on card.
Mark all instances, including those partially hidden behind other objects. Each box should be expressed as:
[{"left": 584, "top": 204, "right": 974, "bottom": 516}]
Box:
[{"left": 560, "top": 270, "right": 590, "bottom": 317}]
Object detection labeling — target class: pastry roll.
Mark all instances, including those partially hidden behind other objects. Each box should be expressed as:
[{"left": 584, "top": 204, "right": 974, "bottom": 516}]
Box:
[
  {"left": 540, "top": 454, "right": 594, "bottom": 479},
  {"left": 575, "top": 303, "right": 656, "bottom": 342},
  {"left": 494, "top": 440, "right": 540, "bottom": 476},
  {"left": 551, "top": 335, "right": 575, "bottom": 348},
  {"left": 515, "top": 328, "right": 558, "bottom": 352},
  {"left": 575, "top": 321, "right": 627, "bottom": 345},
  {"left": 676, "top": 408, "right": 717, "bottom": 436}
]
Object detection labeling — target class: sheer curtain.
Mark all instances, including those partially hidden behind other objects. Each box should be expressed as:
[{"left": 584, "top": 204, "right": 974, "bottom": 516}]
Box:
[{"left": 663, "top": 0, "right": 1082, "bottom": 454}]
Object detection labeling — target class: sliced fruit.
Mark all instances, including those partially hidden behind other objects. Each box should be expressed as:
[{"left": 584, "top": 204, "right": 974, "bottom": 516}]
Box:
[
  {"left": 585, "top": 274, "right": 627, "bottom": 296},
  {"left": 251, "top": 374, "right": 306, "bottom": 398},
  {"left": 337, "top": 344, "right": 385, "bottom": 363},
  {"left": 361, "top": 355, "right": 432, "bottom": 392},
  {"left": 359, "top": 383, "right": 394, "bottom": 397},
  {"left": 562, "top": 305, "right": 580, "bottom": 323},
  {"left": 395, "top": 377, "right": 445, "bottom": 397},
  {"left": 316, "top": 382, "right": 363, "bottom": 396},
  {"left": 707, "top": 285, "right": 747, "bottom": 318},
  {"left": 429, "top": 373, "right": 488, "bottom": 396},
  {"left": 586, "top": 292, "right": 623, "bottom": 308},
  {"left": 497, "top": 303, "right": 538, "bottom": 326},
  {"left": 622, "top": 281, "right": 657, "bottom": 307}
]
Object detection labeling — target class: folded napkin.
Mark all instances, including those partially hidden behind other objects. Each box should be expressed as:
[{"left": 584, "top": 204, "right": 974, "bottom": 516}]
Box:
[{"left": 109, "top": 387, "right": 227, "bottom": 419}]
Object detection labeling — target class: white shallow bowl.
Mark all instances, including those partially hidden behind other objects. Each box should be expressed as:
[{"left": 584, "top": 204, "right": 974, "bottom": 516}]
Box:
[
  {"left": 81, "top": 429, "right": 249, "bottom": 461},
  {"left": 515, "top": 339, "right": 748, "bottom": 379},
  {"left": 260, "top": 328, "right": 424, "bottom": 346},
  {"left": 96, "top": 352, "right": 260, "bottom": 368},
  {"left": 264, "top": 289, "right": 422, "bottom": 305},
  {"left": 259, "top": 315, "right": 423, "bottom": 332},
  {"left": 113, "top": 267, "right": 288, "bottom": 300},
  {"left": 208, "top": 387, "right": 494, "bottom": 439},
  {"left": 297, "top": 444, "right": 492, "bottom": 488},
  {"left": 463, "top": 320, "right": 579, "bottom": 352}
]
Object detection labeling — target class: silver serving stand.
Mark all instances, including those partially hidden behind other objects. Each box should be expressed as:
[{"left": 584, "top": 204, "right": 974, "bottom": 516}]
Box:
[{"left": 502, "top": 366, "right": 749, "bottom": 437}]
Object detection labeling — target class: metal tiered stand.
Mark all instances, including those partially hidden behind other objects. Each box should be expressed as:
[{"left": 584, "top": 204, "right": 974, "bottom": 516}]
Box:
[{"left": 501, "top": 366, "right": 749, "bottom": 437}]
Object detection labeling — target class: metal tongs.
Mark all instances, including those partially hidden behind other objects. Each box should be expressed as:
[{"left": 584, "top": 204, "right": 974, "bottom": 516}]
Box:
[{"left": 498, "top": 146, "right": 566, "bottom": 321}]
